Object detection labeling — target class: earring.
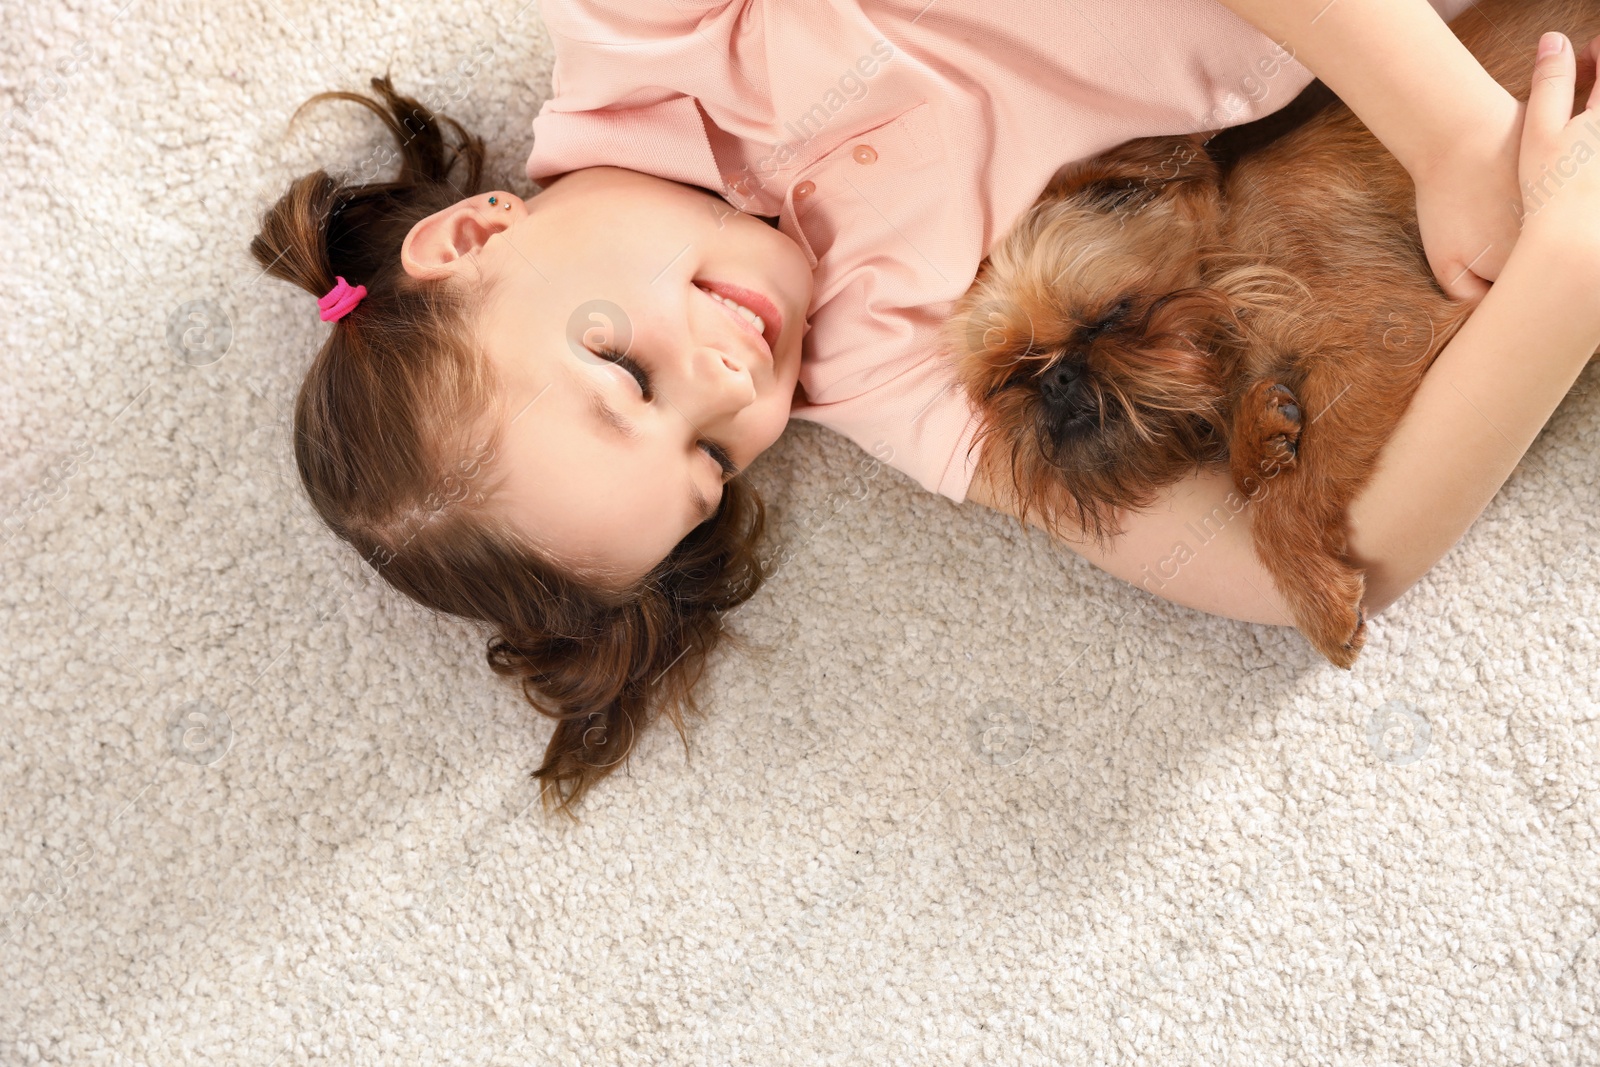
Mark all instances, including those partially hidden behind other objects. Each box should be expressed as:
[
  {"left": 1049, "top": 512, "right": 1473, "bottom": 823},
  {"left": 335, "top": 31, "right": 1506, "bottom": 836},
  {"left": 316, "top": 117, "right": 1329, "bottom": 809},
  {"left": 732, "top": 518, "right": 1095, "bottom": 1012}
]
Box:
[{"left": 488, "top": 195, "right": 498, "bottom": 206}]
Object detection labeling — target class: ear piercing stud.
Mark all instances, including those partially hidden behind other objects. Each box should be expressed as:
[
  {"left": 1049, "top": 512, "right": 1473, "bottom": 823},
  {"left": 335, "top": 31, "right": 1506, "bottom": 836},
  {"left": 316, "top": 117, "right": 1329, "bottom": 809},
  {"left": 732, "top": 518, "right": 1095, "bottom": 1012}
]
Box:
[{"left": 487, "top": 195, "right": 511, "bottom": 210}]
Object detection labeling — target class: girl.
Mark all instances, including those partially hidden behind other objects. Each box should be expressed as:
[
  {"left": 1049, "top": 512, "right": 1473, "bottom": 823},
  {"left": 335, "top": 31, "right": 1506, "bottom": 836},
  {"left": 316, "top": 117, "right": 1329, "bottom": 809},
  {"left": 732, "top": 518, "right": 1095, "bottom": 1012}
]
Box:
[{"left": 250, "top": 0, "right": 1600, "bottom": 818}]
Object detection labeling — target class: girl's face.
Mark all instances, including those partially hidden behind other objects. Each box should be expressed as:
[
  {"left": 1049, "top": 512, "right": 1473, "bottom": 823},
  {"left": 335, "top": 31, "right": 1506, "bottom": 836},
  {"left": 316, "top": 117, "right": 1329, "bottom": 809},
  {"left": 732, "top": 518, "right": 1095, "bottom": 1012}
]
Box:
[{"left": 403, "top": 166, "right": 814, "bottom": 589}]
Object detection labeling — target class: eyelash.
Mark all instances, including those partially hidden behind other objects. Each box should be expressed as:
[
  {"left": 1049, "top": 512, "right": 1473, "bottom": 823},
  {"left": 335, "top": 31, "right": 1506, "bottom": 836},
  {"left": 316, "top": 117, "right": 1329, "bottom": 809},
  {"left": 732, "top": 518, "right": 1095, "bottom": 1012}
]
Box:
[{"left": 596, "top": 347, "right": 739, "bottom": 479}]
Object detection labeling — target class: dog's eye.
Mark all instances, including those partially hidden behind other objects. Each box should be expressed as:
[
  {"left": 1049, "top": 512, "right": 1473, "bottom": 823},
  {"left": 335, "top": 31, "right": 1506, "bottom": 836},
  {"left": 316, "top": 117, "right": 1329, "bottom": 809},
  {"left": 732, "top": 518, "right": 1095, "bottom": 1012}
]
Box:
[{"left": 1081, "top": 299, "right": 1132, "bottom": 339}]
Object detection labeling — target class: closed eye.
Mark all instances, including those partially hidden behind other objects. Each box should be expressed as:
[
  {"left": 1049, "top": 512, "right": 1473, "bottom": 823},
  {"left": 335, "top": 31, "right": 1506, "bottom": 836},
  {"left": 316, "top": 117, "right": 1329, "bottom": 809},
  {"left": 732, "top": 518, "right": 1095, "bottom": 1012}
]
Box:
[
  {"left": 594, "top": 346, "right": 739, "bottom": 480},
  {"left": 1082, "top": 298, "right": 1132, "bottom": 339}
]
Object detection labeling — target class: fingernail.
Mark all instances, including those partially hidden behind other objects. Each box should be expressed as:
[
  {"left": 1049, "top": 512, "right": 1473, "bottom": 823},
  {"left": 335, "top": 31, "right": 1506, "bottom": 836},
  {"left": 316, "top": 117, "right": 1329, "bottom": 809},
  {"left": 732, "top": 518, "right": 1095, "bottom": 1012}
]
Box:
[{"left": 1538, "top": 31, "right": 1565, "bottom": 59}]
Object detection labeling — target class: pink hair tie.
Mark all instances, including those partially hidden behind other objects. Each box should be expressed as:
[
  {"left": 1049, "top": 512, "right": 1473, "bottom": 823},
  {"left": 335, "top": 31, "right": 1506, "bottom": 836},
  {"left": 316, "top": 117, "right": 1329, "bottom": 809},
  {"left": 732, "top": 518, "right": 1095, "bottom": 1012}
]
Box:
[{"left": 317, "top": 276, "right": 367, "bottom": 322}]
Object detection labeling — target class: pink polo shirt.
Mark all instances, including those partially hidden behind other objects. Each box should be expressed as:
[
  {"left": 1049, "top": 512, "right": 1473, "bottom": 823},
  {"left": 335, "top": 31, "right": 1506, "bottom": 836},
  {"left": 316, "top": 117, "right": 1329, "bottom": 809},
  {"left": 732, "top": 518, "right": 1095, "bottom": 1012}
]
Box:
[{"left": 527, "top": 0, "right": 1475, "bottom": 503}]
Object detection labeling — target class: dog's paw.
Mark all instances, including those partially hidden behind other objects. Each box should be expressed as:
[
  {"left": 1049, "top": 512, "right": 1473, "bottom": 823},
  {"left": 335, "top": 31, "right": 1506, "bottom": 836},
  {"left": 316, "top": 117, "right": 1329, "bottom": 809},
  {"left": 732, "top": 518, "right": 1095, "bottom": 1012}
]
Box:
[
  {"left": 1258, "top": 383, "right": 1302, "bottom": 468},
  {"left": 1231, "top": 379, "right": 1304, "bottom": 488}
]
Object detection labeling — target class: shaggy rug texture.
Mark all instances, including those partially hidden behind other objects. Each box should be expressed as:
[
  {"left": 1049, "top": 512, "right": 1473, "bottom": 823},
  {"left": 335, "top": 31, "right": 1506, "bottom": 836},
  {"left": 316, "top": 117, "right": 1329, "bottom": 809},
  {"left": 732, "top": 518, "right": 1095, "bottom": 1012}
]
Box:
[{"left": 3, "top": 0, "right": 1598, "bottom": 1063}]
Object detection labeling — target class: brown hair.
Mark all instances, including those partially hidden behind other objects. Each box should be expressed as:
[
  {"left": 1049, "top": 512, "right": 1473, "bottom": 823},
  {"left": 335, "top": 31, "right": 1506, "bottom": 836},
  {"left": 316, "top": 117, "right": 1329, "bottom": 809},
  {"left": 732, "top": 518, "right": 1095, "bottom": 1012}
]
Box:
[{"left": 250, "top": 75, "right": 772, "bottom": 820}]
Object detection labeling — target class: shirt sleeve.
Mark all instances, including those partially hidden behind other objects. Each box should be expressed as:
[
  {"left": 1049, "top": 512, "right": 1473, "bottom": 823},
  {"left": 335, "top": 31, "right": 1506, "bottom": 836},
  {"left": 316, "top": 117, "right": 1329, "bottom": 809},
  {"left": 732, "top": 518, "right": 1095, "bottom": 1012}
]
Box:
[
  {"left": 526, "top": 92, "right": 726, "bottom": 192},
  {"left": 527, "top": 0, "right": 738, "bottom": 190},
  {"left": 537, "top": 0, "right": 736, "bottom": 43}
]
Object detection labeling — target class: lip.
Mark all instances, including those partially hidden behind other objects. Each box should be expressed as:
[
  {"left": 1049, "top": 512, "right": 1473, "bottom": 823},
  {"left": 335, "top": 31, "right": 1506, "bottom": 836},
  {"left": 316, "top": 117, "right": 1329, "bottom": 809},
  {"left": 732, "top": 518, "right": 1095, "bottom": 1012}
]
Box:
[{"left": 695, "top": 279, "right": 783, "bottom": 362}]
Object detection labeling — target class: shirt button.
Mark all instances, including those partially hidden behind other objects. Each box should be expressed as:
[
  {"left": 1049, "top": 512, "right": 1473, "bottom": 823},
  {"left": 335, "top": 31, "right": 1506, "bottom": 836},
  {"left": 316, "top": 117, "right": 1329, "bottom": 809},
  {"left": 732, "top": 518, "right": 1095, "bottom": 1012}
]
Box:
[
  {"left": 793, "top": 180, "right": 815, "bottom": 200},
  {"left": 851, "top": 144, "right": 878, "bottom": 165}
]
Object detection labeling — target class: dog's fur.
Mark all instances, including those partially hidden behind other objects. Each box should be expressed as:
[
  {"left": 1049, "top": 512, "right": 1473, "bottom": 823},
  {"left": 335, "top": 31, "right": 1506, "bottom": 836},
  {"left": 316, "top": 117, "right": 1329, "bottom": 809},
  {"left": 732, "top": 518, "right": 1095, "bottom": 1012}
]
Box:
[{"left": 946, "top": 0, "right": 1600, "bottom": 667}]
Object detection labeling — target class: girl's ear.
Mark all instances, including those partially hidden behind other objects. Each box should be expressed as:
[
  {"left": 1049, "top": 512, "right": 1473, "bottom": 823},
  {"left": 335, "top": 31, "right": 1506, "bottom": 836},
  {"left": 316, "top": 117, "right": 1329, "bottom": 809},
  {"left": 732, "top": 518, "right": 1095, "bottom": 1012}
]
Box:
[{"left": 400, "top": 193, "right": 525, "bottom": 280}]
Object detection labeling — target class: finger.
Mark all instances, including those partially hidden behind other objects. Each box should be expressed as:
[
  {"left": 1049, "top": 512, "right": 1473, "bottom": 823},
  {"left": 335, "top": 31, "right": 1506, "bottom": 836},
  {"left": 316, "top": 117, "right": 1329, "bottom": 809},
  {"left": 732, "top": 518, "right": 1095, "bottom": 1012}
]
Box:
[
  {"left": 1585, "top": 34, "right": 1600, "bottom": 113},
  {"left": 1524, "top": 31, "right": 1576, "bottom": 179}
]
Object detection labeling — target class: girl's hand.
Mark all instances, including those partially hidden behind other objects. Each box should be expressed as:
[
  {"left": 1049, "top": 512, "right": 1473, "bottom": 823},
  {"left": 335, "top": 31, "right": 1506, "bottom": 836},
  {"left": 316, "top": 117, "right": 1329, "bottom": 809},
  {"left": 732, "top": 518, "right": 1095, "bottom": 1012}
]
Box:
[
  {"left": 1411, "top": 90, "right": 1523, "bottom": 304},
  {"left": 1514, "top": 32, "right": 1600, "bottom": 261}
]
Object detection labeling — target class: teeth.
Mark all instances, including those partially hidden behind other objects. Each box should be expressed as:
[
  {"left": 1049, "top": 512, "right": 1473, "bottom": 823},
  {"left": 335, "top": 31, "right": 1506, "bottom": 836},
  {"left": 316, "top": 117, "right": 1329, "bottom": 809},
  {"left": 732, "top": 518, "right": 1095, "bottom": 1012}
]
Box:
[{"left": 703, "top": 288, "right": 765, "bottom": 335}]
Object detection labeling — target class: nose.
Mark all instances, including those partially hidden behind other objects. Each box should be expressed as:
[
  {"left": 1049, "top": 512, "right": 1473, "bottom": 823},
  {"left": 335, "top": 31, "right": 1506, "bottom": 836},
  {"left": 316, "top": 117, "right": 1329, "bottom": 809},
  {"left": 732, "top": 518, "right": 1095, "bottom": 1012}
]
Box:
[
  {"left": 650, "top": 335, "right": 754, "bottom": 444},
  {"left": 1039, "top": 355, "right": 1097, "bottom": 438}
]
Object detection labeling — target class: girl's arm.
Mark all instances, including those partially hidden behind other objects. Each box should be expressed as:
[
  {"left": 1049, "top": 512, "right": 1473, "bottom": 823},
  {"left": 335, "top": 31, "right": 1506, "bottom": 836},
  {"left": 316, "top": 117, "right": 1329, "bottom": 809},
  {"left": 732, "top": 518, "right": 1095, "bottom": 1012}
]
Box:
[
  {"left": 1214, "top": 0, "right": 1525, "bottom": 302},
  {"left": 1212, "top": 0, "right": 1507, "bottom": 177},
  {"left": 1347, "top": 227, "right": 1600, "bottom": 614}
]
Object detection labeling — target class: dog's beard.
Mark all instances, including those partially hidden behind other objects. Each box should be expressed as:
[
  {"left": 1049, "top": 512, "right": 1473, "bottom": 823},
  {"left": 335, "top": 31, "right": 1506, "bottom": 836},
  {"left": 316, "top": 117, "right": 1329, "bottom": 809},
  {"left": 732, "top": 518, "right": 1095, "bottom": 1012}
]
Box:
[{"left": 966, "top": 283, "right": 1244, "bottom": 542}]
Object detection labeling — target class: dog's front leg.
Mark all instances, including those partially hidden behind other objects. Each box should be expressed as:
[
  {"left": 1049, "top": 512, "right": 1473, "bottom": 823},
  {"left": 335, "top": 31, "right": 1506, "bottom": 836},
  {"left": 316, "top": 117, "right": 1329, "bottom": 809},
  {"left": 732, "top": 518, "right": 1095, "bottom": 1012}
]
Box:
[{"left": 1230, "top": 377, "right": 1370, "bottom": 667}]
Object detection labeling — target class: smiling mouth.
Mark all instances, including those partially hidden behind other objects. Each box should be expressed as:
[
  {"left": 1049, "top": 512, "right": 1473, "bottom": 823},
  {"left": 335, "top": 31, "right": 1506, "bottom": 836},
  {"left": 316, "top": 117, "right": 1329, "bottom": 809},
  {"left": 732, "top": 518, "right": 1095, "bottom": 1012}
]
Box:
[
  {"left": 694, "top": 280, "right": 782, "bottom": 360},
  {"left": 701, "top": 286, "right": 766, "bottom": 334}
]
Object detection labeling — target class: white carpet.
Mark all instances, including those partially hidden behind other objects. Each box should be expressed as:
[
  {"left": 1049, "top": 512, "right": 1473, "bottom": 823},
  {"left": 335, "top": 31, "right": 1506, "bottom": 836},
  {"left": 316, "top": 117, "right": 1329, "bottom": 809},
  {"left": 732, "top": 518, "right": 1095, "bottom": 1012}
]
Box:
[{"left": 4, "top": 0, "right": 1600, "bottom": 1063}]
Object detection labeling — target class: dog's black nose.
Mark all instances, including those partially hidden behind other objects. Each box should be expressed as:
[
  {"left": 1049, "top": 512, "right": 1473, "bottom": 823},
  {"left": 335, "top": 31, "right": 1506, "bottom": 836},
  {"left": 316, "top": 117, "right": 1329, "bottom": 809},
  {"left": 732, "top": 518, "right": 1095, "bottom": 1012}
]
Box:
[{"left": 1039, "top": 358, "right": 1096, "bottom": 434}]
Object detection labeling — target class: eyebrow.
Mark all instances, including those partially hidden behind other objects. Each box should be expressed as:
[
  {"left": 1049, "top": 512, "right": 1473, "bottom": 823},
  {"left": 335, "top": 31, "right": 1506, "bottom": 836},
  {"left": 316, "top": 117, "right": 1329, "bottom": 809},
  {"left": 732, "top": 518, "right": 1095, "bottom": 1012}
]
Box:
[{"left": 576, "top": 377, "right": 718, "bottom": 526}]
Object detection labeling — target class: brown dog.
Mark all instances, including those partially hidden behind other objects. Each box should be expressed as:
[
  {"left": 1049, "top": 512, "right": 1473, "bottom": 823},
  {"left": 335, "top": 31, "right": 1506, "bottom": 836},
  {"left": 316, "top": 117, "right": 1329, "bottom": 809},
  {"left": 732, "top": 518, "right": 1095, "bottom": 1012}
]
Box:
[{"left": 946, "top": 0, "right": 1600, "bottom": 667}]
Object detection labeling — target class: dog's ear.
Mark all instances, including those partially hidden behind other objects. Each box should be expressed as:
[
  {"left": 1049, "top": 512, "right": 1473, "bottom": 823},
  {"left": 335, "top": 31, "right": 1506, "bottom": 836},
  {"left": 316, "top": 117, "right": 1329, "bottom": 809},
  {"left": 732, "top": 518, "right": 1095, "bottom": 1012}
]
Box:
[{"left": 1043, "top": 132, "right": 1218, "bottom": 210}]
